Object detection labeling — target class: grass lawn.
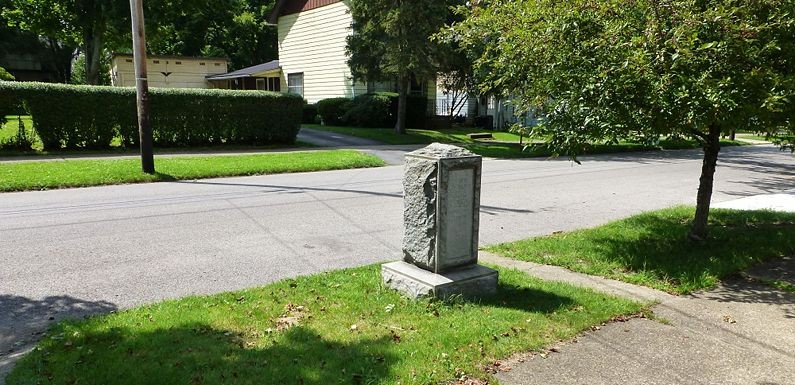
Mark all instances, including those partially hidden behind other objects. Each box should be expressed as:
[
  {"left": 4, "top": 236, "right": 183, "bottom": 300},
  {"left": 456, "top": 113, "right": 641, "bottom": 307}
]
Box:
[
  {"left": 735, "top": 134, "right": 776, "bottom": 142},
  {"left": 306, "top": 124, "right": 746, "bottom": 158},
  {"left": 0, "top": 150, "right": 385, "bottom": 192},
  {"left": 305, "top": 124, "right": 526, "bottom": 145},
  {"left": 1, "top": 115, "right": 37, "bottom": 148},
  {"left": 6, "top": 265, "right": 644, "bottom": 385},
  {"left": 488, "top": 207, "right": 795, "bottom": 294}
]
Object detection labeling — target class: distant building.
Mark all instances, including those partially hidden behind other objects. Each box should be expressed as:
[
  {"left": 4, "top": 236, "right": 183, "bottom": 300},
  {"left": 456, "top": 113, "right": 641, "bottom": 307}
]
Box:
[
  {"left": 110, "top": 54, "right": 229, "bottom": 89},
  {"left": 0, "top": 53, "right": 61, "bottom": 82}
]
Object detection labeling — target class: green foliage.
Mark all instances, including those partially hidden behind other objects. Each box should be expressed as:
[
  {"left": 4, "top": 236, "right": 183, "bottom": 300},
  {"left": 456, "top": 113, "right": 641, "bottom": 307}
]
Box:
[
  {"left": 343, "top": 93, "right": 395, "bottom": 128},
  {"left": 3, "top": 0, "right": 128, "bottom": 84},
  {"left": 0, "top": 66, "right": 13, "bottom": 80},
  {"left": 347, "top": 0, "right": 452, "bottom": 83},
  {"left": 347, "top": 0, "right": 460, "bottom": 132},
  {"left": 302, "top": 103, "right": 319, "bottom": 125},
  {"left": 70, "top": 52, "right": 110, "bottom": 85},
  {"left": 319, "top": 93, "right": 428, "bottom": 129},
  {"left": 451, "top": 0, "right": 795, "bottom": 154},
  {"left": 145, "top": 0, "right": 278, "bottom": 70},
  {"left": 0, "top": 82, "right": 303, "bottom": 150},
  {"left": 317, "top": 97, "right": 353, "bottom": 126}
]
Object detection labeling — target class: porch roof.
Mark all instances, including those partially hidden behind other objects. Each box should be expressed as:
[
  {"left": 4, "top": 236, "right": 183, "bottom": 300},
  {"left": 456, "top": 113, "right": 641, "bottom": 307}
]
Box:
[{"left": 206, "top": 60, "right": 281, "bottom": 81}]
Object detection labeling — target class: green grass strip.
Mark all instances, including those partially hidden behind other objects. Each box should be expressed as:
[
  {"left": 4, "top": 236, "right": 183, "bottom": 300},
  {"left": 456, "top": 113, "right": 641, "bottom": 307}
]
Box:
[
  {"left": 306, "top": 125, "right": 746, "bottom": 158},
  {"left": 0, "top": 150, "right": 385, "bottom": 192},
  {"left": 6, "top": 265, "right": 643, "bottom": 385},
  {"left": 488, "top": 207, "right": 795, "bottom": 294}
]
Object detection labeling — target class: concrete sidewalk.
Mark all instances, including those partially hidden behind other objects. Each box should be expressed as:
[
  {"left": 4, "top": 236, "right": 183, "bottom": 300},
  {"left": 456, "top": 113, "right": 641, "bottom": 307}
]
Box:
[
  {"left": 714, "top": 189, "right": 795, "bottom": 213},
  {"left": 481, "top": 253, "right": 795, "bottom": 385}
]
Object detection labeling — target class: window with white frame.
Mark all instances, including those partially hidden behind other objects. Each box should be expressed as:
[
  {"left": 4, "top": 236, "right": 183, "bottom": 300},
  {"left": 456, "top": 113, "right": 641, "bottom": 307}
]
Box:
[{"left": 287, "top": 73, "right": 304, "bottom": 96}]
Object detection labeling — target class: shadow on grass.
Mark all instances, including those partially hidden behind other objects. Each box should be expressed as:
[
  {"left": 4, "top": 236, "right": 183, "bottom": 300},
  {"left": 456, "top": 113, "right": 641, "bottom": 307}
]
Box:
[
  {"left": 7, "top": 325, "right": 398, "bottom": 385},
  {"left": 458, "top": 282, "right": 575, "bottom": 314},
  {"left": 153, "top": 172, "right": 177, "bottom": 182},
  {"left": 584, "top": 209, "right": 795, "bottom": 293}
]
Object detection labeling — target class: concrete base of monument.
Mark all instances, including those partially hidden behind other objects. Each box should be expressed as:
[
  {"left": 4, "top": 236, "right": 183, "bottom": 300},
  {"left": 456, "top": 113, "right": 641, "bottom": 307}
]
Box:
[{"left": 381, "top": 261, "right": 499, "bottom": 299}]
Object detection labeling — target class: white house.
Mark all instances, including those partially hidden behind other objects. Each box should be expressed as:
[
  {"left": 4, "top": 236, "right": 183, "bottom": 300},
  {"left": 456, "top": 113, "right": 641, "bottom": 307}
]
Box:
[{"left": 266, "top": 0, "right": 435, "bottom": 105}]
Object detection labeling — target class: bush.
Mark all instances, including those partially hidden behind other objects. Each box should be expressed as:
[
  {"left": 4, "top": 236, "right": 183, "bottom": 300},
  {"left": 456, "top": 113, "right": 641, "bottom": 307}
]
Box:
[
  {"left": 342, "top": 93, "right": 394, "bottom": 128},
  {"left": 0, "top": 67, "right": 14, "bottom": 81},
  {"left": 303, "top": 103, "right": 319, "bottom": 124},
  {"left": 317, "top": 98, "right": 352, "bottom": 126},
  {"left": 0, "top": 82, "right": 303, "bottom": 150},
  {"left": 337, "top": 92, "right": 428, "bottom": 129}
]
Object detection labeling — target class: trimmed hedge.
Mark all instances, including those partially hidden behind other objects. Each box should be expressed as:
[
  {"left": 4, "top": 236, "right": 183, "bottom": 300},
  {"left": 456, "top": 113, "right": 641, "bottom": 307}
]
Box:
[
  {"left": 0, "top": 81, "right": 303, "bottom": 150},
  {"left": 317, "top": 97, "right": 352, "bottom": 126},
  {"left": 319, "top": 92, "right": 428, "bottom": 129}
]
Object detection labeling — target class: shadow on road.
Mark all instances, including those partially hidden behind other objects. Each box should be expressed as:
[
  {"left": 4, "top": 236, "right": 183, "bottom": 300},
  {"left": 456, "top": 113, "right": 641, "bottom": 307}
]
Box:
[
  {"left": 0, "top": 295, "right": 117, "bottom": 379},
  {"left": 178, "top": 180, "right": 536, "bottom": 214}
]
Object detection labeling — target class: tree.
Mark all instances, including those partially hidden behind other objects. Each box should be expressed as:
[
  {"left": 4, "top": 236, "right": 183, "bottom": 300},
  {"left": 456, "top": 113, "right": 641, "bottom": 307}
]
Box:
[
  {"left": 451, "top": 0, "right": 795, "bottom": 240},
  {"left": 347, "top": 0, "right": 451, "bottom": 134},
  {"left": 2, "top": 0, "right": 128, "bottom": 85},
  {"left": 145, "top": 0, "right": 277, "bottom": 70},
  {"left": 0, "top": 0, "right": 74, "bottom": 83}
]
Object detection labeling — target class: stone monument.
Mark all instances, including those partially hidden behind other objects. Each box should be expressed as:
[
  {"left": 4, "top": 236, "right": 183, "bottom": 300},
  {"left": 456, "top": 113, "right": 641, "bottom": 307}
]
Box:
[{"left": 382, "top": 143, "right": 499, "bottom": 298}]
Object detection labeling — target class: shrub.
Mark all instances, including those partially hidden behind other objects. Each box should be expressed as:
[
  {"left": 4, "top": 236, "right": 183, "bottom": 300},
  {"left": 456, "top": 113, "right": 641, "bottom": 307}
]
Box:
[
  {"left": 317, "top": 97, "right": 352, "bottom": 126},
  {"left": 0, "top": 82, "right": 303, "bottom": 150},
  {"left": 345, "top": 92, "right": 429, "bottom": 128},
  {"left": 342, "top": 93, "right": 394, "bottom": 128},
  {"left": 303, "top": 103, "right": 319, "bottom": 124},
  {"left": 0, "top": 67, "right": 13, "bottom": 81}
]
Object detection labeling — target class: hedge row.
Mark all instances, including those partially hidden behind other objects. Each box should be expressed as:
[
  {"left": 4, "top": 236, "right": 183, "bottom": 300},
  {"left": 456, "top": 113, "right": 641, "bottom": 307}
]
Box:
[
  {"left": 317, "top": 93, "right": 428, "bottom": 129},
  {"left": 0, "top": 81, "right": 304, "bottom": 150}
]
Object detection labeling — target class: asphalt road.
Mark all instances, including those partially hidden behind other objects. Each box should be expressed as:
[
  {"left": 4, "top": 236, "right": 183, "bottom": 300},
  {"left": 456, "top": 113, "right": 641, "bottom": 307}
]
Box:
[{"left": 1, "top": 145, "right": 793, "bottom": 377}]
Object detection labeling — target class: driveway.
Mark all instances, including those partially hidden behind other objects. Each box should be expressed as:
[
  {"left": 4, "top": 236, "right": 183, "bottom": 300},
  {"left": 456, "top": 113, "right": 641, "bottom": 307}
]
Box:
[{"left": 1, "top": 145, "right": 793, "bottom": 378}]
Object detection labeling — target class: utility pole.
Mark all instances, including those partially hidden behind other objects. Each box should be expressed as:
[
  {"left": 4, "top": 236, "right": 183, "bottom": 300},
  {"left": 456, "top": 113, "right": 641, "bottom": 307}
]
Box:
[{"left": 129, "top": 0, "right": 155, "bottom": 174}]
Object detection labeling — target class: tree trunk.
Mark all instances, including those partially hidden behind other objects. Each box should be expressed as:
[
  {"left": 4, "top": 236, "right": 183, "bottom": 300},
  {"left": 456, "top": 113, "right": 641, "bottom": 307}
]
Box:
[
  {"left": 689, "top": 123, "right": 722, "bottom": 241},
  {"left": 395, "top": 76, "right": 409, "bottom": 135},
  {"left": 46, "top": 38, "right": 75, "bottom": 83},
  {"left": 83, "top": 26, "right": 104, "bottom": 85}
]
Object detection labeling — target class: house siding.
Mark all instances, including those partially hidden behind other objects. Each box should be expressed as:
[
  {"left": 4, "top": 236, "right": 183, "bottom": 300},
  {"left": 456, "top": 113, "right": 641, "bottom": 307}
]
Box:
[
  {"left": 277, "top": 1, "right": 366, "bottom": 103},
  {"left": 111, "top": 56, "right": 228, "bottom": 89}
]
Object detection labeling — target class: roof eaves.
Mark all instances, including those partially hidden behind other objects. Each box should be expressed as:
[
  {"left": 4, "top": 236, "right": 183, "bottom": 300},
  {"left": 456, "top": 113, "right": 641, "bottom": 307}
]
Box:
[{"left": 266, "top": 0, "right": 289, "bottom": 25}]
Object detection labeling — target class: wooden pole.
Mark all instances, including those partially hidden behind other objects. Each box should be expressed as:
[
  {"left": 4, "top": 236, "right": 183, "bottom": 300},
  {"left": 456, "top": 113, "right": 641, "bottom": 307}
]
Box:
[{"left": 129, "top": 0, "right": 155, "bottom": 174}]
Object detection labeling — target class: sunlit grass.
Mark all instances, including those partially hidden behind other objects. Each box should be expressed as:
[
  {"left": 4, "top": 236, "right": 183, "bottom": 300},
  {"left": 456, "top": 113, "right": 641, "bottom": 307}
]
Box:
[
  {"left": 489, "top": 207, "right": 795, "bottom": 294},
  {"left": 0, "top": 150, "right": 385, "bottom": 192},
  {"left": 6, "top": 265, "right": 643, "bottom": 385}
]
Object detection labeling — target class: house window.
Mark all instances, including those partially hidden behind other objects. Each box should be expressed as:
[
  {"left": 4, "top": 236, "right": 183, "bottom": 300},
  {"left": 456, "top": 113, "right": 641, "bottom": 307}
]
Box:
[
  {"left": 269, "top": 77, "right": 281, "bottom": 92},
  {"left": 287, "top": 73, "right": 304, "bottom": 96},
  {"left": 175, "top": 61, "right": 182, "bottom": 65},
  {"left": 153, "top": 60, "right": 160, "bottom": 64},
  {"left": 256, "top": 79, "right": 266, "bottom": 90}
]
